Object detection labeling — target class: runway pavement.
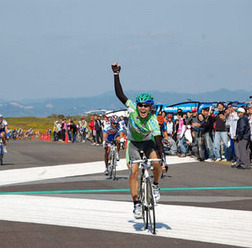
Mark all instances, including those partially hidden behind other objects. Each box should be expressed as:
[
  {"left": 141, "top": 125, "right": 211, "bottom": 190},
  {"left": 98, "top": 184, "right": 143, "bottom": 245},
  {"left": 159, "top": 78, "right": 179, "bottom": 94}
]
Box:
[{"left": 0, "top": 140, "right": 252, "bottom": 248}]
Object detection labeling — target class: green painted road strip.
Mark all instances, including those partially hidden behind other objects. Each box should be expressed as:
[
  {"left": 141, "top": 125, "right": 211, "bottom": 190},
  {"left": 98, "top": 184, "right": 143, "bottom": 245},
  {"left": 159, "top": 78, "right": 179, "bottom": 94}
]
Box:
[
  {"left": 0, "top": 188, "right": 130, "bottom": 195},
  {"left": 0, "top": 186, "right": 252, "bottom": 195},
  {"left": 161, "top": 186, "right": 252, "bottom": 191}
]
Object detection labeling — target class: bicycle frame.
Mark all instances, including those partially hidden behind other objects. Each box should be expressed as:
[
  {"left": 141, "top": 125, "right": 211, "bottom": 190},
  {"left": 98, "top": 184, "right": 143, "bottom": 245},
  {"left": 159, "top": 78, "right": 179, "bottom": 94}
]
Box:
[{"left": 131, "top": 158, "right": 161, "bottom": 176}]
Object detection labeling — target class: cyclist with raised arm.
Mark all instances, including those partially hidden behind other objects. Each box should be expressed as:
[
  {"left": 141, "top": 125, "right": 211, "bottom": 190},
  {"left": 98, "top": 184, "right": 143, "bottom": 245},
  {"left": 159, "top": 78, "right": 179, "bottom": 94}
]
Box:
[
  {"left": 103, "top": 115, "right": 125, "bottom": 175},
  {"left": 111, "top": 62, "right": 165, "bottom": 219},
  {"left": 0, "top": 114, "right": 9, "bottom": 153}
]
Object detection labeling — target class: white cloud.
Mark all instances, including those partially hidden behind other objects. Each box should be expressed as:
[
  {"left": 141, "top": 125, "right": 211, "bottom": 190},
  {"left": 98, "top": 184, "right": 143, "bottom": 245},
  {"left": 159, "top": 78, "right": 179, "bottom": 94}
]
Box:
[{"left": 10, "top": 102, "right": 34, "bottom": 109}]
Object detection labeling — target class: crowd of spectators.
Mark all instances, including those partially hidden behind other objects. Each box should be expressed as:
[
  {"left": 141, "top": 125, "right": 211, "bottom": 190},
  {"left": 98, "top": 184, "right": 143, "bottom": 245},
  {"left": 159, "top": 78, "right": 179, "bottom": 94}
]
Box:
[
  {"left": 157, "top": 102, "right": 252, "bottom": 169},
  {"left": 50, "top": 101, "right": 251, "bottom": 169}
]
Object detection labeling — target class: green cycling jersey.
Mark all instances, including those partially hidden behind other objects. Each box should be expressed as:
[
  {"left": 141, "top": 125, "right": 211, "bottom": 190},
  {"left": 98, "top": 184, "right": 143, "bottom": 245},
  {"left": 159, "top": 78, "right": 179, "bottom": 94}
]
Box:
[{"left": 125, "top": 99, "right": 161, "bottom": 141}]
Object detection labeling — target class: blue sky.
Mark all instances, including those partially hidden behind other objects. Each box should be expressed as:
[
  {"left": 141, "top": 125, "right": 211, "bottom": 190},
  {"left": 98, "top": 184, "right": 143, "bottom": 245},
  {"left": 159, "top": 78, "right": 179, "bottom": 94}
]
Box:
[{"left": 0, "top": 0, "right": 251, "bottom": 100}]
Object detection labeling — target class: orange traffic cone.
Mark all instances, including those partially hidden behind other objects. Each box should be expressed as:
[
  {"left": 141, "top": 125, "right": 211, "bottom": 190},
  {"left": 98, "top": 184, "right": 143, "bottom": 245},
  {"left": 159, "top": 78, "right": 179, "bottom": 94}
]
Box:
[{"left": 65, "top": 132, "right": 69, "bottom": 144}]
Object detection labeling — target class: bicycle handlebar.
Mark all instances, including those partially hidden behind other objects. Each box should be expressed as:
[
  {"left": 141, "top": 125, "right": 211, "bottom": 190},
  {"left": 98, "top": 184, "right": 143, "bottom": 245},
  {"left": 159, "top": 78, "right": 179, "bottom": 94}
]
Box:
[
  {"left": 105, "top": 140, "right": 117, "bottom": 146},
  {"left": 130, "top": 158, "right": 162, "bottom": 164}
]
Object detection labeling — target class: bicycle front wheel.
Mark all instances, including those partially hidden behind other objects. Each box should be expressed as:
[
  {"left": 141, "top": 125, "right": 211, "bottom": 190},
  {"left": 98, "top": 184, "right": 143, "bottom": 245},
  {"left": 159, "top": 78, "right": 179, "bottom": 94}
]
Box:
[
  {"left": 139, "top": 173, "right": 147, "bottom": 229},
  {"left": 112, "top": 158, "right": 117, "bottom": 180},
  {"left": 146, "top": 177, "right": 156, "bottom": 234},
  {"left": 109, "top": 151, "right": 116, "bottom": 180}
]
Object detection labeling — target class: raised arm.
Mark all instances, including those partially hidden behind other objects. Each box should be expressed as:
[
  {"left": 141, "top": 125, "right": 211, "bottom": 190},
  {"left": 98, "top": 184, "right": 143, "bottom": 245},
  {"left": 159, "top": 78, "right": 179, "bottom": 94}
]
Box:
[{"left": 111, "top": 62, "right": 128, "bottom": 105}]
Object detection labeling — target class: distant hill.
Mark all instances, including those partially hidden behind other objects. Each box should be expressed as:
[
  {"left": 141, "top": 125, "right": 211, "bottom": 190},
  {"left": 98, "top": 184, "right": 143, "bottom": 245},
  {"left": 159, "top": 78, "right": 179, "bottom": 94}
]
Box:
[{"left": 0, "top": 89, "right": 251, "bottom": 117}]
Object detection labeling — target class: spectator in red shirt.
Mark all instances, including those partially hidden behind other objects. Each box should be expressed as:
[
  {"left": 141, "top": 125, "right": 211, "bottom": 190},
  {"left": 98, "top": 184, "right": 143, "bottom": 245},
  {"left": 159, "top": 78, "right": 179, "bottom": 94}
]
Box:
[{"left": 89, "top": 116, "right": 96, "bottom": 144}]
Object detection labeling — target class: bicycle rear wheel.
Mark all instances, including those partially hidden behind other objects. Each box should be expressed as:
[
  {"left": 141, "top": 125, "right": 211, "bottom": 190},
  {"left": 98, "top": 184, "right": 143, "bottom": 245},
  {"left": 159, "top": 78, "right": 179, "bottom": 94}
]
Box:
[{"left": 146, "top": 177, "right": 156, "bottom": 234}]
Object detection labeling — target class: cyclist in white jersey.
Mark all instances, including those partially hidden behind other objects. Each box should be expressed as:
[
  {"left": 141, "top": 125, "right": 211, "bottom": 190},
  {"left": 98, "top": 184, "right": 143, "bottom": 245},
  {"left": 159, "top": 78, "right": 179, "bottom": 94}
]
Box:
[
  {"left": 112, "top": 62, "right": 166, "bottom": 219},
  {"left": 0, "top": 114, "right": 8, "bottom": 153}
]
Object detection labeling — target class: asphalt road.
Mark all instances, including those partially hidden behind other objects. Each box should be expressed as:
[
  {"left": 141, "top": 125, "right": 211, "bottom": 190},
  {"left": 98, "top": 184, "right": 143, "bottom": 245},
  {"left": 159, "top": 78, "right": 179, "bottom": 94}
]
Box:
[{"left": 0, "top": 140, "right": 251, "bottom": 248}]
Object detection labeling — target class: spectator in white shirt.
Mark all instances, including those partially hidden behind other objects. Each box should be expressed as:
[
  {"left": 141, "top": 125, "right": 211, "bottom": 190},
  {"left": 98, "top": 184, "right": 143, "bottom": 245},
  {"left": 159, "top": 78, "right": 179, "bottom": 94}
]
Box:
[{"left": 166, "top": 114, "right": 174, "bottom": 136}]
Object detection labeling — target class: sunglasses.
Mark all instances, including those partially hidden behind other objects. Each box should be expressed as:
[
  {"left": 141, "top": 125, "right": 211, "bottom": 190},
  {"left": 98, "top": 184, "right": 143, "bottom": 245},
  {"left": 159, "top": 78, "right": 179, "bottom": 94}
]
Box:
[{"left": 137, "top": 103, "right": 151, "bottom": 108}]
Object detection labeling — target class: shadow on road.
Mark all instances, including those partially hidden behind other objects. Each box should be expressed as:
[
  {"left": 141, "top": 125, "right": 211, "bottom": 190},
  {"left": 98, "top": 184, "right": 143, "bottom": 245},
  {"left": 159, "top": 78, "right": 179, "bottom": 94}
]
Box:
[{"left": 129, "top": 220, "right": 172, "bottom": 233}]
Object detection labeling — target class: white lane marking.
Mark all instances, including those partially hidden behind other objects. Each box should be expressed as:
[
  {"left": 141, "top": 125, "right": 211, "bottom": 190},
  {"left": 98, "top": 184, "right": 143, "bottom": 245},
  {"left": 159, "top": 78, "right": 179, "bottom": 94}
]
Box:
[
  {"left": 0, "top": 156, "right": 197, "bottom": 186},
  {"left": 0, "top": 159, "right": 126, "bottom": 186},
  {"left": 0, "top": 195, "right": 251, "bottom": 248}
]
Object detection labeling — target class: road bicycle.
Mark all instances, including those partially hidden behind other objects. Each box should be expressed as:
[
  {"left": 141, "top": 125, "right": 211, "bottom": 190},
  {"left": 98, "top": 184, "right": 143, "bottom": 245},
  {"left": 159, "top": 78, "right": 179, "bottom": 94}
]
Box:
[
  {"left": 0, "top": 137, "right": 4, "bottom": 165},
  {"left": 130, "top": 153, "right": 162, "bottom": 234},
  {"left": 107, "top": 140, "right": 118, "bottom": 180}
]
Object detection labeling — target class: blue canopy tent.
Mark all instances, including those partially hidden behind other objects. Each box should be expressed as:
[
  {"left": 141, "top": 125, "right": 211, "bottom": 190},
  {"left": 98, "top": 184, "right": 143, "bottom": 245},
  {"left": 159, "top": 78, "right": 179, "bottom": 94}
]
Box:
[{"left": 154, "top": 101, "right": 247, "bottom": 118}]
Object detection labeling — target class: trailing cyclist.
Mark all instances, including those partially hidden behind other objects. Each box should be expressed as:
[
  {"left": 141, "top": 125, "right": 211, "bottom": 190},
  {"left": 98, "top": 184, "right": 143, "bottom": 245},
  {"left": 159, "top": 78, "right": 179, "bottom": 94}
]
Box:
[
  {"left": 0, "top": 114, "right": 9, "bottom": 153},
  {"left": 103, "top": 115, "right": 125, "bottom": 175},
  {"left": 111, "top": 62, "right": 166, "bottom": 219}
]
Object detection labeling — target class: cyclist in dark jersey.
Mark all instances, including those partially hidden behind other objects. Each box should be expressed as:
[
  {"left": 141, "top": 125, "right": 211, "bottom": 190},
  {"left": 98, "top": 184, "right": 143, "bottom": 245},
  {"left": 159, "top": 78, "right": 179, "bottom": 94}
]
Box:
[
  {"left": 103, "top": 115, "right": 124, "bottom": 175},
  {"left": 112, "top": 62, "right": 166, "bottom": 219}
]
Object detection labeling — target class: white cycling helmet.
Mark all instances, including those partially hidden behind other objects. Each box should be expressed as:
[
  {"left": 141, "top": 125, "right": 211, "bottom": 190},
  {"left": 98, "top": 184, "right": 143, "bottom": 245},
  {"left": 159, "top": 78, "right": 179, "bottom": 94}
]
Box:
[{"left": 0, "top": 114, "right": 3, "bottom": 119}]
